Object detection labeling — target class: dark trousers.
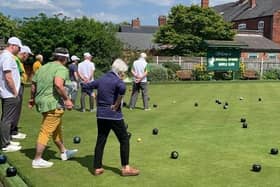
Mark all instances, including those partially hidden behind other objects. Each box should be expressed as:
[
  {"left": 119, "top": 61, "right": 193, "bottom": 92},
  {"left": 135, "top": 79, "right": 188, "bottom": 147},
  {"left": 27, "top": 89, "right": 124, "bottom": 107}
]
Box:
[
  {"left": 94, "top": 119, "right": 129, "bottom": 169},
  {"left": 80, "top": 91, "right": 94, "bottom": 110},
  {"left": 129, "top": 82, "right": 149, "bottom": 109},
  {"left": 0, "top": 97, "right": 20, "bottom": 148},
  {"left": 11, "top": 85, "right": 24, "bottom": 135}
]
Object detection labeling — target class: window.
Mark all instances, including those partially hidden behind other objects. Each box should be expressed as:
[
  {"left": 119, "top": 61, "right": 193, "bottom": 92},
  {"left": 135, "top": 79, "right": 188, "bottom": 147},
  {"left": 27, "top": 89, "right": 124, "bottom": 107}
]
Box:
[
  {"left": 268, "top": 53, "right": 277, "bottom": 59},
  {"left": 258, "top": 21, "right": 264, "bottom": 30},
  {"left": 238, "top": 23, "right": 246, "bottom": 30},
  {"left": 248, "top": 53, "right": 258, "bottom": 59}
]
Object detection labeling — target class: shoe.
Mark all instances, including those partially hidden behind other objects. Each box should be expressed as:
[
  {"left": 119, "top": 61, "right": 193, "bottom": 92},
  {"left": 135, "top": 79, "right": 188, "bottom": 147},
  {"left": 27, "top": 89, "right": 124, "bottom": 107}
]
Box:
[
  {"left": 61, "top": 149, "right": 78, "bottom": 161},
  {"left": 144, "top": 108, "right": 151, "bottom": 111},
  {"left": 2, "top": 145, "right": 22, "bottom": 152},
  {"left": 10, "top": 141, "right": 20, "bottom": 146},
  {"left": 12, "top": 133, "right": 26, "bottom": 139},
  {"left": 79, "top": 108, "right": 86, "bottom": 112},
  {"left": 93, "top": 168, "right": 104, "bottom": 176},
  {"left": 121, "top": 166, "right": 140, "bottom": 176},
  {"left": 90, "top": 109, "right": 96, "bottom": 112},
  {"left": 32, "top": 159, "right": 53, "bottom": 168},
  {"left": 129, "top": 108, "right": 133, "bottom": 110}
]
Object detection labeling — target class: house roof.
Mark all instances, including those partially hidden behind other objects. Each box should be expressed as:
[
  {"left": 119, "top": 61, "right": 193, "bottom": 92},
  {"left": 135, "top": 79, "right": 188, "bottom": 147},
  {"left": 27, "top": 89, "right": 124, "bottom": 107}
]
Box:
[
  {"left": 213, "top": 0, "right": 280, "bottom": 21},
  {"left": 205, "top": 40, "right": 248, "bottom": 48},
  {"left": 119, "top": 25, "right": 158, "bottom": 34},
  {"left": 235, "top": 33, "right": 280, "bottom": 52},
  {"left": 116, "top": 32, "right": 158, "bottom": 50}
]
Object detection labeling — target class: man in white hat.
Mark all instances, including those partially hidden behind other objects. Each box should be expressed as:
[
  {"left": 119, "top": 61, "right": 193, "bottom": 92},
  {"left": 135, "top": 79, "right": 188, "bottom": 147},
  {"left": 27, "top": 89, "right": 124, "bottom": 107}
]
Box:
[
  {"left": 11, "top": 45, "right": 33, "bottom": 139},
  {"left": 78, "top": 52, "right": 95, "bottom": 112},
  {"left": 67, "top": 55, "right": 80, "bottom": 108},
  {"left": 29, "top": 47, "right": 78, "bottom": 168},
  {"left": 0, "top": 37, "right": 23, "bottom": 152}
]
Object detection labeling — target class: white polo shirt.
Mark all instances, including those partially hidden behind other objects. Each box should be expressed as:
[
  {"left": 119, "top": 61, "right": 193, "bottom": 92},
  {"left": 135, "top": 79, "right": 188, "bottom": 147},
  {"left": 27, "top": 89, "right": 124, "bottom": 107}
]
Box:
[
  {"left": 132, "top": 57, "right": 148, "bottom": 82},
  {"left": 0, "top": 50, "right": 20, "bottom": 98},
  {"left": 78, "top": 59, "right": 95, "bottom": 82}
]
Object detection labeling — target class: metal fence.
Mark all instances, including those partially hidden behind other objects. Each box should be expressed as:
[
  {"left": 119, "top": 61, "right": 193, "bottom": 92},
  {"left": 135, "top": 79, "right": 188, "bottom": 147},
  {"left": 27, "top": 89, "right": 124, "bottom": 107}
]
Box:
[{"left": 152, "top": 56, "right": 280, "bottom": 74}]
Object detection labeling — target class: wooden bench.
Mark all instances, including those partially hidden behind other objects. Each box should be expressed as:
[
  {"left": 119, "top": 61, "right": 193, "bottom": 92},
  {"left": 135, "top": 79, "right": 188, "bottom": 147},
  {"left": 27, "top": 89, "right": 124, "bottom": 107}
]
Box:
[
  {"left": 176, "top": 70, "right": 193, "bottom": 80},
  {"left": 243, "top": 70, "right": 258, "bottom": 80}
]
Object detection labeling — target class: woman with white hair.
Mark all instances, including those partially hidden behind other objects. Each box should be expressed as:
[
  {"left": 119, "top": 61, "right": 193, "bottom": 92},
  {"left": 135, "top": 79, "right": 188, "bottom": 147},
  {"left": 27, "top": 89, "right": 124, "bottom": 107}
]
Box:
[{"left": 81, "top": 58, "right": 140, "bottom": 176}]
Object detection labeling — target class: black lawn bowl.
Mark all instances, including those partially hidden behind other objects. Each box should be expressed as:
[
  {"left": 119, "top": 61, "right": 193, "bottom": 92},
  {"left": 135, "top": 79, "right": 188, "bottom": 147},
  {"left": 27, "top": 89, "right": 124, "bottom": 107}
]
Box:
[
  {"left": 215, "top": 99, "right": 219, "bottom": 104},
  {"left": 217, "top": 101, "right": 222, "bottom": 105},
  {"left": 0, "top": 154, "right": 7, "bottom": 164},
  {"left": 270, "top": 148, "right": 278, "bottom": 155},
  {"left": 127, "top": 132, "right": 132, "bottom": 139},
  {"left": 225, "top": 102, "right": 228, "bottom": 106},
  {"left": 258, "top": 98, "right": 262, "bottom": 102},
  {"left": 153, "top": 104, "right": 158, "bottom": 108},
  {"left": 223, "top": 105, "right": 228, "bottom": 109},
  {"left": 194, "top": 102, "right": 198, "bottom": 107},
  {"left": 252, "top": 164, "right": 262, "bottom": 172},
  {"left": 152, "top": 128, "right": 159, "bottom": 135},
  {"left": 170, "top": 151, "right": 179, "bottom": 159},
  {"left": 73, "top": 136, "right": 81, "bottom": 144},
  {"left": 122, "top": 102, "right": 127, "bottom": 107},
  {"left": 240, "top": 118, "right": 246, "bottom": 123},
  {"left": 242, "top": 122, "right": 248, "bottom": 128},
  {"left": 6, "top": 167, "right": 17, "bottom": 177}
]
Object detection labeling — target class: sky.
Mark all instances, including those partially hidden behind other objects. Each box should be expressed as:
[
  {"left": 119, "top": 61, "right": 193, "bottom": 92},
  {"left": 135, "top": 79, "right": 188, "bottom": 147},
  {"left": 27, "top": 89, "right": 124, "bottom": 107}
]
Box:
[{"left": 0, "top": 0, "right": 235, "bottom": 25}]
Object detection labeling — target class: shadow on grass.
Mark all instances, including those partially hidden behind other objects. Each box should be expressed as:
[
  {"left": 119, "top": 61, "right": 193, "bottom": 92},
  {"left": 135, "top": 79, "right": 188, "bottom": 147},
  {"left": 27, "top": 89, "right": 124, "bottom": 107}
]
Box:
[
  {"left": 20, "top": 147, "right": 60, "bottom": 160},
  {"left": 73, "top": 155, "right": 120, "bottom": 175}
]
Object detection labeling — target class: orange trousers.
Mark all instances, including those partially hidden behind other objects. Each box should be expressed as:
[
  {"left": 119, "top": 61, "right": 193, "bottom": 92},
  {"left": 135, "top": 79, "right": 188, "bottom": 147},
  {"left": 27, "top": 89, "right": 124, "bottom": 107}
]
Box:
[{"left": 37, "top": 109, "right": 64, "bottom": 146}]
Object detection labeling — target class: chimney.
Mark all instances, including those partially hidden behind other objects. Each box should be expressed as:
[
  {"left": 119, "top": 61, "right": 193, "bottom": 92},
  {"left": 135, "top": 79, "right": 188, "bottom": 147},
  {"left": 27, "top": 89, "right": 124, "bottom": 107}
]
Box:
[
  {"left": 158, "top": 15, "right": 167, "bottom": 27},
  {"left": 201, "top": 0, "right": 209, "bottom": 8},
  {"left": 131, "top": 18, "right": 140, "bottom": 28},
  {"left": 249, "top": 0, "right": 256, "bottom": 8}
]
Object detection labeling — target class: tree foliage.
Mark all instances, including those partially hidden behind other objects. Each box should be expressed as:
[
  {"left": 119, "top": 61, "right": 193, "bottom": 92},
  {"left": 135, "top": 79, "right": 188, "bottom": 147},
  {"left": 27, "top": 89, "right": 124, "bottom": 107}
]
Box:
[
  {"left": 17, "top": 13, "right": 122, "bottom": 71},
  {"left": 0, "top": 12, "right": 18, "bottom": 40},
  {"left": 154, "top": 5, "right": 235, "bottom": 56}
]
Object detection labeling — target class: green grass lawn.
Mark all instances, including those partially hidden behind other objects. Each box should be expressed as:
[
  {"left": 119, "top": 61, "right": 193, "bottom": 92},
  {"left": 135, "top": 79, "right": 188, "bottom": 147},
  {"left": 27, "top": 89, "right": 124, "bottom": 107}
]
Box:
[{"left": 2, "top": 81, "right": 280, "bottom": 186}]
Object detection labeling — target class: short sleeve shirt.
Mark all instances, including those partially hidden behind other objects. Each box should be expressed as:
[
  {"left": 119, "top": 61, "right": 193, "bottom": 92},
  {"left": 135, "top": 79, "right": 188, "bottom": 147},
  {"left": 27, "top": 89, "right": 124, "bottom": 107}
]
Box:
[
  {"left": 33, "top": 61, "right": 69, "bottom": 113},
  {"left": 133, "top": 58, "right": 148, "bottom": 82},
  {"left": 68, "top": 63, "right": 78, "bottom": 81},
  {"left": 78, "top": 60, "right": 95, "bottom": 82},
  {"left": 0, "top": 50, "right": 21, "bottom": 98}
]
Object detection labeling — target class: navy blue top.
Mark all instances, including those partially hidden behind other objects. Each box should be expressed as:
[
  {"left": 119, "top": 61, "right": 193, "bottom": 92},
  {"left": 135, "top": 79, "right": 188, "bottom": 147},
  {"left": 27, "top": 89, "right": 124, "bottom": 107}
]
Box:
[
  {"left": 82, "top": 71, "right": 126, "bottom": 120},
  {"left": 68, "top": 63, "right": 78, "bottom": 81}
]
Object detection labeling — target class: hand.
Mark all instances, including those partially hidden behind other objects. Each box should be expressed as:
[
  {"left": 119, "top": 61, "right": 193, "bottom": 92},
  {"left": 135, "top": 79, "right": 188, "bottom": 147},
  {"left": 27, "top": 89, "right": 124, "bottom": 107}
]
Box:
[
  {"left": 111, "top": 104, "right": 118, "bottom": 111},
  {"left": 64, "top": 99, "right": 73, "bottom": 110},
  {"left": 28, "top": 99, "right": 35, "bottom": 109}
]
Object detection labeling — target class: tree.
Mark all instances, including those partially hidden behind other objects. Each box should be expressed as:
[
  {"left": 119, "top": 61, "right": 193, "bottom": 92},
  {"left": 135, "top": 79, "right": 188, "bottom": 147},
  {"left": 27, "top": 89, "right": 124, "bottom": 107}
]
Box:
[
  {"left": 17, "top": 13, "right": 122, "bottom": 72},
  {"left": 154, "top": 5, "right": 235, "bottom": 56},
  {"left": 0, "top": 12, "right": 18, "bottom": 40}
]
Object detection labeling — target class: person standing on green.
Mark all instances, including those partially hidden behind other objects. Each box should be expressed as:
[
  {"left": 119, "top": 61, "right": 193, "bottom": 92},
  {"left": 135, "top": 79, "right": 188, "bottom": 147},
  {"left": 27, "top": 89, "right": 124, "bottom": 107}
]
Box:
[{"left": 29, "top": 47, "right": 78, "bottom": 168}]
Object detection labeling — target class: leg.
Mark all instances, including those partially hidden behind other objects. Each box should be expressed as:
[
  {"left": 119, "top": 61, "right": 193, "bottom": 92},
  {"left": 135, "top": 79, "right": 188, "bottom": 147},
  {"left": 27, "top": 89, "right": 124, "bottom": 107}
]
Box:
[
  {"left": 93, "top": 119, "right": 111, "bottom": 169},
  {"left": 140, "top": 82, "right": 149, "bottom": 109},
  {"left": 11, "top": 85, "right": 24, "bottom": 135},
  {"left": 0, "top": 97, "right": 20, "bottom": 148},
  {"left": 80, "top": 91, "right": 87, "bottom": 111},
  {"left": 129, "top": 83, "right": 140, "bottom": 109},
  {"left": 89, "top": 92, "right": 94, "bottom": 110},
  {"left": 71, "top": 81, "right": 78, "bottom": 107},
  {"left": 111, "top": 119, "right": 129, "bottom": 166}
]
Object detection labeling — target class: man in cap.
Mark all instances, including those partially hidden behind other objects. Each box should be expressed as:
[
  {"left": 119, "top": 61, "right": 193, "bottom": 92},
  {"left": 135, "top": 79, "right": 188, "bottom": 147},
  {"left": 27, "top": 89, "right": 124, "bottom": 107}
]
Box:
[
  {"left": 32, "top": 54, "right": 43, "bottom": 74},
  {"left": 78, "top": 52, "right": 95, "bottom": 112},
  {"left": 29, "top": 47, "right": 78, "bottom": 168},
  {"left": 129, "top": 52, "right": 150, "bottom": 111},
  {"left": 11, "top": 45, "right": 33, "bottom": 139},
  {"left": 67, "top": 55, "right": 80, "bottom": 109},
  {"left": 0, "top": 37, "right": 23, "bottom": 152}
]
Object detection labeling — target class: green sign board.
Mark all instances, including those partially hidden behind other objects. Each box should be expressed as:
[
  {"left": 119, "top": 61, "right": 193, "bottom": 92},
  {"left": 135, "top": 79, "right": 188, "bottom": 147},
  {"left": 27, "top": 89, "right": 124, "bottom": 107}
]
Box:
[{"left": 207, "top": 48, "right": 241, "bottom": 71}]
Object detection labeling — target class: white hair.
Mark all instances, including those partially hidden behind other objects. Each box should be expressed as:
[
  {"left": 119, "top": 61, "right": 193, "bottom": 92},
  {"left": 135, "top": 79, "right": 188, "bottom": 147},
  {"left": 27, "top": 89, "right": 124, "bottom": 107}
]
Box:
[
  {"left": 140, "top": 52, "right": 147, "bottom": 58},
  {"left": 112, "top": 58, "right": 128, "bottom": 74}
]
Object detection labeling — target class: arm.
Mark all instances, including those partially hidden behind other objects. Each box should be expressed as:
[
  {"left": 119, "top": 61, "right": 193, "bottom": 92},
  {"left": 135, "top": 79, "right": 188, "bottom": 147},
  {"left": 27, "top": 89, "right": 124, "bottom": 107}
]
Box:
[
  {"left": 4, "top": 71, "right": 18, "bottom": 96},
  {"left": 28, "top": 81, "right": 36, "bottom": 108},
  {"left": 54, "top": 77, "right": 73, "bottom": 110},
  {"left": 111, "top": 95, "right": 123, "bottom": 111}
]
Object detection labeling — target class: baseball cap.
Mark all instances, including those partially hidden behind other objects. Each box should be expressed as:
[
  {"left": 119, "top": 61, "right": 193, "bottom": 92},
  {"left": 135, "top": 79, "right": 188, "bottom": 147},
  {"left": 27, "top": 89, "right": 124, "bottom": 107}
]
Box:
[
  {"left": 20, "top": 45, "right": 34, "bottom": 55},
  {"left": 71, "top": 55, "right": 80, "bottom": 61},
  {"left": 83, "top": 52, "right": 92, "bottom": 58},
  {"left": 8, "top": 37, "right": 23, "bottom": 48},
  {"left": 53, "top": 47, "right": 69, "bottom": 58},
  {"left": 140, "top": 52, "right": 147, "bottom": 58}
]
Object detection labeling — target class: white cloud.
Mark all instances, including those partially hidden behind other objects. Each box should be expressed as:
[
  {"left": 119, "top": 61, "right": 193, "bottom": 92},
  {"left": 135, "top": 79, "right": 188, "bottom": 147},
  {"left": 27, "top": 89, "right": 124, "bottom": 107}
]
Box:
[
  {"left": 103, "top": 0, "right": 131, "bottom": 8},
  {"left": 92, "top": 12, "right": 125, "bottom": 23},
  {"left": 141, "top": 0, "right": 176, "bottom": 6}
]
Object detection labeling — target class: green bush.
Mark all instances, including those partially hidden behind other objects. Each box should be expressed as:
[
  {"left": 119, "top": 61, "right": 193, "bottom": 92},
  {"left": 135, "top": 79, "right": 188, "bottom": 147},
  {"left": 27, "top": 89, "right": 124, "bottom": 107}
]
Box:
[
  {"left": 162, "top": 62, "right": 181, "bottom": 80},
  {"left": 148, "top": 64, "right": 168, "bottom": 81},
  {"left": 263, "top": 69, "right": 280, "bottom": 80}
]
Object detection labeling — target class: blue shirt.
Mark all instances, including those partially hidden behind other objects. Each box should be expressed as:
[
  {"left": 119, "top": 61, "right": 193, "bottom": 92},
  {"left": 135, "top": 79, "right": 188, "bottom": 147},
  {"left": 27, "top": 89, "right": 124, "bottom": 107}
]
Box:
[
  {"left": 82, "top": 71, "right": 126, "bottom": 120},
  {"left": 68, "top": 63, "right": 78, "bottom": 81}
]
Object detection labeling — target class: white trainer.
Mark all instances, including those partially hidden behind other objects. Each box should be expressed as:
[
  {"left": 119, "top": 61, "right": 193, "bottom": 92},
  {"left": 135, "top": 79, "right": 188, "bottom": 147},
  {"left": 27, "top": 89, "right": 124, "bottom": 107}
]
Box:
[
  {"left": 10, "top": 141, "right": 20, "bottom": 146},
  {"left": 2, "top": 145, "right": 22, "bottom": 152},
  {"left": 61, "top": 149, "right": 78, "bottom": 161},
  {"left": 32, "top": 159, "right": 53, "bottom": 168},
  {"left": 12, "top": 133, "right": 26, "bottom": 139}
]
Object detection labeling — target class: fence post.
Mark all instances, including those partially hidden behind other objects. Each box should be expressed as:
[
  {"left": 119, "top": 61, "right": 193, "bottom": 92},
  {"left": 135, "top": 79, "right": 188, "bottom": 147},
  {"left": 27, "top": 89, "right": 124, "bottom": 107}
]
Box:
[
  {"left": 156, "top": 56, "right": 159, "bottom": 64},
  {"left": 179, "top": 56, "right": 182, "bottom": 66},
  {"left": 260, "top": 57, "right": 264, "bottom": 79}
]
